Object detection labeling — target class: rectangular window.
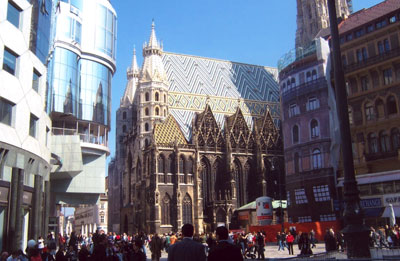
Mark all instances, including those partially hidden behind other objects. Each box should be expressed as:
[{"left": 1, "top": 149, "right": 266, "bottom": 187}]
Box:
[
  {"left": 29, "top": 114, "right": 38, "bottom": 138},
  {"left": 313, "top": 185, "right": 330, "bottom": 202},
  {"left": 376, "top": 19, "right": 387, "bottom": 29},
  {"left": 286, "top": 191, "right": 291, "bottom": 206},
  {"left": 383, "top": 68, "right": 393, "bottom": 85},
  {"left": 0, "top": 98, "right": 14, "bottom": 126},
  {"left": 100, "top": 215, "right": 105, "bottom": 223},
  {"left": 361, "top": 76, "right": 369, "bottom": 91},
  {"left": 295, "top": 189, "right": 308, "bottom": 204},
  {"left": 32, "top": 69, "right": 41, "bottom": 92},
  {"left": 307, "top": 97, "right": 319, "bottom": 111},
  {"left": 320, "top": 214, "right": 336, "bottom": 221},
  {"left": 3, "top": 48, "right": 18, "bottom": 75},
  {"left": 355, "top": 28, "right": 365, "bottom": 38},
  {"left": 367, "top": 24, "right": 374, "bottom": 33},
  {"left": 289, "top": 104, "right": 299, "bottom": 118},
  {"left": 298, "top": 216, "right": 312, "bottom": 223},
  {"left": 7, "top": 1, "right": 21, "bottom": 28},
  {"left": 346, "top": 34, "right": 353, "bottom": 41}
]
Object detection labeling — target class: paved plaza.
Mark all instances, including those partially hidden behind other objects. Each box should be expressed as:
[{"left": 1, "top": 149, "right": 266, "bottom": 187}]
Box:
[{"left": 144, "top": 243, "right": 330, "bottom": 260}]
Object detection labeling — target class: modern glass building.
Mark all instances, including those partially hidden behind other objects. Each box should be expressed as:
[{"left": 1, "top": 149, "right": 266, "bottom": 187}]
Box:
[{"left": 46, "top": 0, "right": 116, "bottom": 222}]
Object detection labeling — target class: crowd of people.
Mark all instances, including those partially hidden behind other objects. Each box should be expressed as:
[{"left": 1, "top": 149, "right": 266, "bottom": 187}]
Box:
[{"left": 1, "top": 224, "right": 399, "bottom": 260}]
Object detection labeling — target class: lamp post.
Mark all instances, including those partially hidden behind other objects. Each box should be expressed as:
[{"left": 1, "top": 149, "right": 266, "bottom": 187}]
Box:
[
  {"left": 272, "top": 158, "right": 284, "bottom": 233},
  {"left": 327, "top": 0, "right": 370, "bottom": 258}
]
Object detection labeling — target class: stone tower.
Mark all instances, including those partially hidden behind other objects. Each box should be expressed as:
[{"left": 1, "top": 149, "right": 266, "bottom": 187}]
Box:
[
  {"left": 138, "top": 21, "right": 169, "bottom": 149},
  {"left": 295, "top": 0, "right": 352, "bottom": 49}
]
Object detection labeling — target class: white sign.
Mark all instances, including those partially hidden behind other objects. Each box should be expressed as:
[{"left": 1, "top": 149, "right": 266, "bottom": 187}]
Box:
[
  {"left": 383, "top": 194, "right": 400, "bottom": 206},
  {"left": 256, "top": 196, "right": 273, "bottom": 226}
]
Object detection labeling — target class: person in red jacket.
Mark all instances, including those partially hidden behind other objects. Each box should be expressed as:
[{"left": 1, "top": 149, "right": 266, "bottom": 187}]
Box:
[{"left": 286, "top": 233, "right": 295, "bottom": 255}]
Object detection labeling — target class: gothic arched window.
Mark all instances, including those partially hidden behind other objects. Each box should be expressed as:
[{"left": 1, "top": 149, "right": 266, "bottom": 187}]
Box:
[
  {"left": 164, "top": 94, "right": 167, "bottom": 103},
  {"left": 155, "top": 92, "right": 159, "bottom": 101},
  {"left": 234, "top": 160, "right": 243, "bottom": 206},
  {"left": 123, "top": 125, "right": 126, "bottom": 133},
  {"left": 201, "top": 158, "right": 211, "bottom": 208},
  {"left": 368, "top": 132, "right": 379, "bottom": 153},
  {"left": 182, "top": 194, "right": 193, "bottom": 225},
  {"left": 145, "top": 123, "right": 149, "bottom": 132},
  {"left": 155, "top": 107, "right": 159, "bottom": 116},
  {"left": 145, "top": 107, "right": 149, "bottom": 116},
  {"left": 187, "top": 157, "right": 194, "bottom": 174},
  {"left": 158, "top": 155, "right": 165, "bottom": 173},
  {"left": 312, "top": 149, "right": 322, "bottom": 169},
  {"left": 375, "top": 98, "right": 385, "bottom": 119},
  {"left": 380, "top": 130, "right": 391, "bottom": 152},
  {"left": 136, "top": 160, "right": 142, "bottom": 180},
  {"left": 310, "top": 119, "right": 319, "bottom": 138},
  {"left": 145, "top": 92, "right": 149, "bottom": 101},
  {"left": 179, "top": 155, "right": 185, "bottom": 174},
  {"left": 161, "top": 194, "right": 171, "bottom": 225},
  {"left": 122, "top": 111, "right": 127, "bottom": 120},
  {"left": 168, "top": 155, "right": 174, "bottom": 173}
]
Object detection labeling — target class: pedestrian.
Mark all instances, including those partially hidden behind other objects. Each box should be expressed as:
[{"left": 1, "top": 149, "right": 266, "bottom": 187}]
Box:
[
  {"left": 309, "top": 229, "right": 316, "bottom": 248},
  {"left": 286, "top": 233, "right": 294, "bottom": 255},
  {"left": 298, "top": 232, "right": 312, "bottom": 256},
  {"left": 131, "top": 239, "right": 146, "bottom": 261},
  {"left": 6, "top": 251, "right": 18, "bottom": 261},
  {"left": 55, "top": 245, "right": 66, "bottom": 261},
  {"left": 208, "top": 226, "right": 243, "bottom": 261},
  {"left": 167, "top": 224, "right": 206, "bottom": 261},
  {"left": 324, "top": 228, "right": 336, "bottom": 251},
  {"left": 150, "top": 233, "right": 163, "bottom": 261},
  {"left": 255, "top": 232, "right": 265, "bottom": 260},
  {"left": 276, "top": 232, "right": 284, "bottom": 251}
]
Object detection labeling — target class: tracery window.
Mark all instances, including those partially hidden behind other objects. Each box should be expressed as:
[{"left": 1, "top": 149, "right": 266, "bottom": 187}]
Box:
[
  {"left": 201, "top": 158, "right": 211, "bottom": 208},
  {"left": 179, "top": 155, "right": 185, "bottom": 174},
  {"left": 234, "top": 160, "right": 243, "bottom": 206},
  {"left": 182, "top": 194, "right": 192, "bottom": 225},
  {"left": 161, "top": 194, "right": 171, "bottom": 225}
]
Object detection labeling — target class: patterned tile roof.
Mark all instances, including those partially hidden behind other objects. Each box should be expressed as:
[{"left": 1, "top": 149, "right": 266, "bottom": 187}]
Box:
[
  {"left": 162, "top": 52, "right": 281, "bottom": 140},
  {"left": 154, "top": 114, "right": 188, "bottom": 145}
]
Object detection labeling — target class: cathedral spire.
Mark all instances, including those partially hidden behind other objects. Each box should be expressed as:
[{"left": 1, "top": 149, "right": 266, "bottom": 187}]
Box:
[
  {"left": 148, "top": 20, "right": 158, "bottom": 48},
  {"left": 131, "top": 46, "right": 139, "bottom": 77}
]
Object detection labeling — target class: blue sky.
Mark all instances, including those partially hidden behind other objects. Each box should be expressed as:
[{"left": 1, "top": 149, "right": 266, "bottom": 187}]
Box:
[{"left": 107, "top": 0, "right": 383, "bottom": 163}]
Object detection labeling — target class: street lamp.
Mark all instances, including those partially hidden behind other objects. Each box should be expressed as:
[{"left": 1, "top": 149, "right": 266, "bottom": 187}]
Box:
[
  {"left": 327, "top": 0, "right": 371, "bottom": 258},
  {"left": 271, "top": 158, "right": 284, "bottom": 233}
]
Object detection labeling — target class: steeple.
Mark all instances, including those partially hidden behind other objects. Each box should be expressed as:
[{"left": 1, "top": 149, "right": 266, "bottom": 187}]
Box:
[
  {"left": 121, "top": 47, "right": 140, "bottom": 107},
  {"left": 140, "top": 20, "right": 167, "bottom": 83}
]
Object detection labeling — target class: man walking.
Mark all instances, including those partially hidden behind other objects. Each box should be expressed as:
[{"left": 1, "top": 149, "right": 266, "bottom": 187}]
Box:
[
  {"left": 168, "top": 224, "right": 206, "bottom": 261},
  {"left": 150, "top": 233, "right": 163, "bottom": 261},
  {"left": 208, "top": 226, "right": 243, "bottom": 261}
]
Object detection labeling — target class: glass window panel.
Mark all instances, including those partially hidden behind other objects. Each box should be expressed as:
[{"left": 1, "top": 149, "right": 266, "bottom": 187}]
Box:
[
  {"left": 0, "top": 98, "right": 14, "bottom": 126},
  {"left": 371, "top": 183, "right": 383, "bottom": 195},
  {"left": 3, "top": 48, "right": 17, "bottom": 75},
  {"left": 383, "top": 181, "right": 394, "bottom": 194},
  {"left": 32, "top": 69, "right": 40, "bottom": 92},
  {"left": 7, "top": 1, "right": 20, "bottom": 28}
]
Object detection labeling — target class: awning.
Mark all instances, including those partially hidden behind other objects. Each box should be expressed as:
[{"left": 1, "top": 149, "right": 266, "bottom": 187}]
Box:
[
  {"left": 382, "top": 206, "right": 400, "bottom": 218},
  {"left": 363, "top": 207, "right": 385, "bottom": 217}
]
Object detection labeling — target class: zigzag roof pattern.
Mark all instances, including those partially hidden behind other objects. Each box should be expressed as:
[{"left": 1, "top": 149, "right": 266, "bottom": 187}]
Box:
[{"left": 161, "top": 52, "right": 280, "bottom": 140}]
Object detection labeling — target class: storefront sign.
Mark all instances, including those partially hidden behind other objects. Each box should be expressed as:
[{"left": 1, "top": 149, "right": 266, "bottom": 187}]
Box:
[
  {"left": 360, "top": 198, "right": 382, "bottom": 208},
  {"left": 383, "top": 194, "right": 400, "bottom": 206},
  {"left": 238, "top": 211, "right": 249, "bottom": 221},
  {"left": 0, "top": 187, "right": 9, "bottom": 203}
]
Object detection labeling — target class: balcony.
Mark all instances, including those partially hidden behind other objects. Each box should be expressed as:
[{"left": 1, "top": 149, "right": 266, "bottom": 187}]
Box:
[
  {"left": 344, "top": 47, "right": 400, "bottom": 74},
  {"left": 52, "top": 127, "right": 108, "bottom": 147},
  {"left": 365, "top": 150, "right": 398, "bottom": 162},
  {"left": 282, "top": 77, "right": 328, "bottom": 103}
]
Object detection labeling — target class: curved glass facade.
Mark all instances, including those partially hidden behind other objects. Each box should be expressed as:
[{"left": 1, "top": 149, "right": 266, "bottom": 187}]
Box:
[
  {"left": 57, "top": 15, "right": 82, "bottom": 44},
  {"left": 47, "top": 48, "right": 111, "bottom": 126},
  {"left": 95, "top": 4, "right": 117, "bottom": 59}
]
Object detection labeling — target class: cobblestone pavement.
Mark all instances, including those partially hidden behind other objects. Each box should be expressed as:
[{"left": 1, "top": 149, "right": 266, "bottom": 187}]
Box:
[{"left": 145, "top": 243, "right": 329, "bottom": 260}]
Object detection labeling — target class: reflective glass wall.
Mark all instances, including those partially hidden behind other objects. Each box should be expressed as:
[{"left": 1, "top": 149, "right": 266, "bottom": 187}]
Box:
[
  {"left": 47, "top": 48, "right": 111, "bottom": 127},
  {"left": 29, "top": 0, "right": 52, "bottom": 64}
]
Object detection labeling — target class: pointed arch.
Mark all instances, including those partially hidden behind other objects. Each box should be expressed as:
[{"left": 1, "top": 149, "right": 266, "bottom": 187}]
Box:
[
  {"left": 245, "top": 160, "right": 255, "bottom": 203},
  {"left": 216, "top": 208, "right": 226, "bottom": 224},
  {"left": 182, "top": 194, "right": 193, "bottom": 225},
  {"left": 179, "top": 155, "right": 185, "bottom": 174},
  {"left": 161, "top": 193, "right": 172, "bottom": 225},
  {"left": 136, "top": 159, "right": 142, "bottom": 180},
  {"left": 157, "top": 154, "right": 165, "bottom": 173},
  {"left": 200, "top": 157, "right": 211, "bottom": 208},
  {"left": 233, "top": 159, "right": 244, "bottom": 207},
  {"left": 155, "top": 92, "right": 159, "bottom": 101},
  {"left": 213, "top": 157, "right": 224, "bottom": 200},
  {"left": 145, "top": 92, "right": 149, "bottom": 101},
  {"left": 155, "top": 107, "right": 160, "bottom": 116}
]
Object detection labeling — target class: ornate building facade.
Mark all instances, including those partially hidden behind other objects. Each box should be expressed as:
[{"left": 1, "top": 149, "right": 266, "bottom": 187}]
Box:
[
  {"left": 336, "top": 0, "right": 400, "bottom": 224},
  {"left": 295, "top": 0, "right": 352, "bottom": 49},
  {"left": 114, "top": 23, "right": 283, "bottom": 234}
]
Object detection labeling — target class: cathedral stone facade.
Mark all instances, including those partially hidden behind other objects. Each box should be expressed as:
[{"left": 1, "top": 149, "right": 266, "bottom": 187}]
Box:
[{"left": 113, "top": 23, "right": 283, "bottom": 234}]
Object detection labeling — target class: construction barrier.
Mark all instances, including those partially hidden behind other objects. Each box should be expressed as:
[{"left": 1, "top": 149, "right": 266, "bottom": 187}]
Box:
[{"left": 248, "top": 221, "right": 341, "bottom": 242}]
